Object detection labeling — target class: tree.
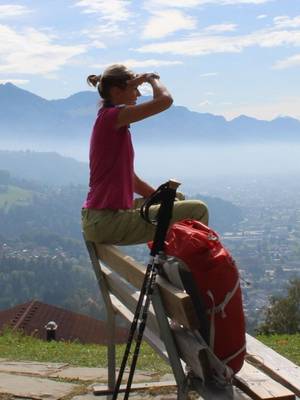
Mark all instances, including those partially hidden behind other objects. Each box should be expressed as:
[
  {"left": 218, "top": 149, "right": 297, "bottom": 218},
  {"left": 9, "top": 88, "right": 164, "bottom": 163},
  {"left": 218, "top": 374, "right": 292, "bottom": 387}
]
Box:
[{"left": 257, "top": 278, "right": 300, "bottom": 334}]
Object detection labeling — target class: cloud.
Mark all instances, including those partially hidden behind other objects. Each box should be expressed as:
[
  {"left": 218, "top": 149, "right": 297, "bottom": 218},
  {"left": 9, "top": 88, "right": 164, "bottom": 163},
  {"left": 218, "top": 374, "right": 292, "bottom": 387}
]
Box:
[
  {"left": 0, "top": 79, "right": 29, "bottom": 85},
  {"left": 144, "top": 0, "right": 272, "bottom": 8},
  {"left": 92, "top": 58, "right": 183, "bottom": 69},
  {"left": 82, "top": 23, "right": 124, "bottom": 40},
  {"left": 198, "top": 100, "right": 212, "bottom": 106},
  {"left": 273, "top": 16, "right": 300, "bottom": 29},
  {"left": 74, "top": 0, "right": 133, "bottom": 40},
  {"left": 136, "top": 23, "right": 300, "bottom": 56},
  {"left": 200, "top": 72, "right": 218, "bottom": 77},
  {"left": 273, "top": 54, "right": 300, "bottom": 70},
  {"left": 144, "top": 0, "right": 203, "bottom": 8},
  {"left": 257, "top": 14, "right": 267, "bottom": 19},
  {"left": 0, "top": 4, "right": 32, "bottom": 18},
  {"left": 0, "top": 24, "right": 86, "bottom": 74},
  {"left": 74, "top": 0, "right": 131, "bottom": 22},
  {"left": 142, "top": 9, "right": 197, "bottom": 39},
  {"left": 204, "top": 23, "right": 237, "bottom": 33},
  {"left": 136, "top": 35, "right": 243, "bottom": 55}
]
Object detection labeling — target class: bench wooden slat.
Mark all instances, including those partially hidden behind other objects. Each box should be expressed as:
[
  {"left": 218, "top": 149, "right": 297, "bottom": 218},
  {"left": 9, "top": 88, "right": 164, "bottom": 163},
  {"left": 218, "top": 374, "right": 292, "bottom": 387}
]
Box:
[
  {"left": 246, "top": 334, "right": 300, "bottom": 397},
  {"left": 234, "top": 362, "right": 296, "bottom": 400},
  {"left": 96, "top": 244, "right": 200, "bottom": 329},
  {"left": 109, "top": 294, "right": 169, "bottom": 362},
  {"left": 233, "top": 387, "right": 253, "bottom": 399},
  {"left": 101, "top": 265, "right": 160, "bottom": 335}
]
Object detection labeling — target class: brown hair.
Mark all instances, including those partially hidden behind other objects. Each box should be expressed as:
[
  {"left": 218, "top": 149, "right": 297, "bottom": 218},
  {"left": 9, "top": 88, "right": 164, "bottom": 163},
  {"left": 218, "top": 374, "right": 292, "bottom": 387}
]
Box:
[{"left": 87, "top": 64, "right": 135, "bottom": 106}]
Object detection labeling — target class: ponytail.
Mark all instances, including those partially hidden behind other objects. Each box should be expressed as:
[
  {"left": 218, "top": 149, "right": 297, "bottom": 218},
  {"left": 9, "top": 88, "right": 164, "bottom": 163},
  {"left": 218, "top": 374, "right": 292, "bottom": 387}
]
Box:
[{"left": 87, "top": 74, "right": 101, "bottom": 87}]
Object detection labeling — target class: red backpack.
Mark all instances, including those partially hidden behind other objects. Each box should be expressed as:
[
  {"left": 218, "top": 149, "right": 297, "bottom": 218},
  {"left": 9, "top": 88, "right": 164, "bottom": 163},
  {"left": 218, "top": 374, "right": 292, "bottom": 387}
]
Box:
[{"left": 162, "top": 219, "right": 246, "bottom": 375}]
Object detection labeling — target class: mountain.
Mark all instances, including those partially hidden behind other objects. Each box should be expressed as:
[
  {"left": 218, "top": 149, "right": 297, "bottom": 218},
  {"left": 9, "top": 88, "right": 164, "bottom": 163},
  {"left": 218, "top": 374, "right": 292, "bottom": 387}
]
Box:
[
  {"left": 1, "top": 83, "right": 300, "bottom": 147},
  {"left": 0, "top": 150, "right": 88, "bottom": 186}
]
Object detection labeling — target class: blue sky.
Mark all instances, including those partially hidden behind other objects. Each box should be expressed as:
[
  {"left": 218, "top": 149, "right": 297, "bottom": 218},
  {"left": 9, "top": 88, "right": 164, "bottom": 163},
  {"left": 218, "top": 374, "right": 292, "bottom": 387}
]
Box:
[{"left": 0, "top": 0, "right": 299, "bottom": 120}]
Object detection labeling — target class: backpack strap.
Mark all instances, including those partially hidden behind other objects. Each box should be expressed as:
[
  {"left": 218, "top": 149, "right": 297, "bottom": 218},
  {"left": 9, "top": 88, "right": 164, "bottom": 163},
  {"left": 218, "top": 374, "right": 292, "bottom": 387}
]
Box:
[{"left": 207, "top": 277, "right": 241, "bottom": 319}]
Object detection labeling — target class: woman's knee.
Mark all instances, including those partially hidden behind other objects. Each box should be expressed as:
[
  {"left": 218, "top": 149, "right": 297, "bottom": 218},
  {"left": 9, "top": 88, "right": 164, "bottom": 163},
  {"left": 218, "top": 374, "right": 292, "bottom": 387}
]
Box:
[{"left": 193, "top": 201, "right": 209, "bottom": 225}]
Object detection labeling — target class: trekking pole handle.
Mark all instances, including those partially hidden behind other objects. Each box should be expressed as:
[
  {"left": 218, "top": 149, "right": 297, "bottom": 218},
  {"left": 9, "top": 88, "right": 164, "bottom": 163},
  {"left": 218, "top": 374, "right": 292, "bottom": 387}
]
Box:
[
  {"left": 140, "top": 179, "right": 181, "bottom": 225},
  {"left": 150, "top": 180, "right": 181, "bottom": 257},
  {"left": 168, "top": 179, "right": 181, "bottom": 190}
]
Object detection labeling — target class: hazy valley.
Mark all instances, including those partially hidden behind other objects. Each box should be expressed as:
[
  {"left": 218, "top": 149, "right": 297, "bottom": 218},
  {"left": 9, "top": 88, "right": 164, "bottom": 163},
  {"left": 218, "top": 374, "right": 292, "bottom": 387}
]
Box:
[{"left": 0, "top": 83, "right": 299, "bottom": 332}]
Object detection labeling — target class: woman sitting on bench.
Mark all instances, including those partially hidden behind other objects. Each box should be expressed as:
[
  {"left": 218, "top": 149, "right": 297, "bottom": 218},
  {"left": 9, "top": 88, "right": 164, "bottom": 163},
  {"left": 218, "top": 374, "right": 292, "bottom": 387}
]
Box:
[{"left": 81, "top": 64, "right": 208, "bottom": 245}]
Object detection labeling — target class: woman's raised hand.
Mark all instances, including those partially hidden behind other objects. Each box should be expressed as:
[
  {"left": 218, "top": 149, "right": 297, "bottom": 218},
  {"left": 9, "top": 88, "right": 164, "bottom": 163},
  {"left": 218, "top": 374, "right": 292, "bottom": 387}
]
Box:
[{"left": 127, "top": 73, "right": 160, "bottom": 86}]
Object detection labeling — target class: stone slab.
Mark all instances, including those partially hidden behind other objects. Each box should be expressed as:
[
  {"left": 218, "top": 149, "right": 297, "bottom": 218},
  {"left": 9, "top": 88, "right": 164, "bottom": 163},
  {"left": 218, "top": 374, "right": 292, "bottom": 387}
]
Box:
[
  {"left": 0, "top": 361, "right": 68, "bottom": 376},
  {"left": 72, "top": 393, "right": 177, "bottom": 400},
  {"left": 52, "top": 367, "right": 156, "bottom": 382},
  {"left": 0, "top": 372, "right": 78, "bottom": 400}
]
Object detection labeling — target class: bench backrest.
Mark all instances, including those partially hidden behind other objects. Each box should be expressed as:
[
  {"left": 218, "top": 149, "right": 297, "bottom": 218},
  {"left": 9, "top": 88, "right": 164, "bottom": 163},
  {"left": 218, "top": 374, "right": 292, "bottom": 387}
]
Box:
[{"left": 95, "top": 244, "right": 201, "bottom": 330}]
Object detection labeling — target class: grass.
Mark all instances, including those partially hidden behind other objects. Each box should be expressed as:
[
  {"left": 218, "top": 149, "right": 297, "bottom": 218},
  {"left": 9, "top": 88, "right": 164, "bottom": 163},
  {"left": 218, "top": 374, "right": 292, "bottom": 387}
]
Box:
[
  {"left": 0, "top": 185, "right": 33, "bottom": 210},
  {"left": 257, "top": 333, "right": 300, "bottom": 366},
  {"left": 0, "top": 328, "right": 171, "bottom": 374},
  {"left": 0, "top": 329, "right": 299, "bottom": 374}
]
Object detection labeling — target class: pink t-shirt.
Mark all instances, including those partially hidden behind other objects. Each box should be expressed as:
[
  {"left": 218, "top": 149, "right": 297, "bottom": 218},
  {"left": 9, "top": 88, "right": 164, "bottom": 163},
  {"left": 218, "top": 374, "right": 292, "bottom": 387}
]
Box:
[{"left": 83, "top": 106, "right": 134, "bottom": 210}]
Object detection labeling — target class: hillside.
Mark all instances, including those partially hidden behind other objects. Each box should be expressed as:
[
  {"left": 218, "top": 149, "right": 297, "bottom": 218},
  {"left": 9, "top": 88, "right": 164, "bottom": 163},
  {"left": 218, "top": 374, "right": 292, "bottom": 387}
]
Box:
[
  {"left": 0, "top": 150, "right": 88, "bottom": 185},
  {"left": 1, "top": 83, "right": 300, "bottom": 147},
  {"left": 0, "top": 185, "right": 33, "bottom": 210},
  {"left": 0, "top": 161, "right": 243, "bottom": 317}
]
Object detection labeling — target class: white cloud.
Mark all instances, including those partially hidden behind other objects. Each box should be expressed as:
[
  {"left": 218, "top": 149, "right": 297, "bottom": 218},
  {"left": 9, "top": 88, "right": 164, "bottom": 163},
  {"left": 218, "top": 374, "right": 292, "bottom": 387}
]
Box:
[
  {"left": 145, "top": 0, "right": 272, "bottom": 8},
  {"left": 198, "top": 100, "right": 212, "bottom": 106},
  {"left": 273, "top": 16, "right": 300, "bottom": 29},
  {"left": 144, "top": 0, "right": 203, "bottom": 8},
  {"left": 74, "top": 0, "right": 131, "bottom": 22},
  {"left": 136, "top": 26, "right": 300, "bottom": 56},
  {"left": 203, "top": 0, "right": 272, "bottom": 3},
  {"left": 142, "top": 9, "right": 197, "bottom": 39},
  {"left": 273, "top": 54, "right": 300, "bottom": 70},
  {"left": 257, "top": 14, "right": 267, "bottom": 19},
  {"left": 90, "top": 40, "right": 106, "bottom": 48},
  {"left": 92, "top": 58, "right": 183, "bottom": 69},
  {"left": 136, "top": 35, "right": 243, "bottom": 55},
  {"left": 0, "top": 24, "right": 86, "bottom": 74},
  {"left": 82, "top": 23, "right": 124, "bottom": 39},
  {"left": 0, "top": 5, "right": 32, "bottom": 18},
  {"left": 200, "top": 72, "right": 218, "bottom": 77},
  {"left": 0, "top": 79, "right": 29, "bottom": 85},
  {"left": 204, "top": 23, "right": 237, "bottom": 33},
  {"left": 74, "top": 0, "right": 133, "bottom": 40}
]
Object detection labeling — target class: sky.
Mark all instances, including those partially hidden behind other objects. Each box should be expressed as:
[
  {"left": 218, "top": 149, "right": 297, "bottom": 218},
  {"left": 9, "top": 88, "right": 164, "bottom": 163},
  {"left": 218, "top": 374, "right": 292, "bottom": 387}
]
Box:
[{"left": 0, "top": 0, "right": 299, "bottom": 121}]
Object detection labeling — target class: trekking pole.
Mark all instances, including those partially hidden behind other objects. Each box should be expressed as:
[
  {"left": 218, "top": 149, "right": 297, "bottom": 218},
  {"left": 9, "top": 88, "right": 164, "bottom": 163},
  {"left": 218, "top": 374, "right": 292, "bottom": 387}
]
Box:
[
  {"left": 126, "top": 180, "right": 180, "bottom": 399},
  {"left": 112, "top": 180, "right": 180, "bottom": 400}
]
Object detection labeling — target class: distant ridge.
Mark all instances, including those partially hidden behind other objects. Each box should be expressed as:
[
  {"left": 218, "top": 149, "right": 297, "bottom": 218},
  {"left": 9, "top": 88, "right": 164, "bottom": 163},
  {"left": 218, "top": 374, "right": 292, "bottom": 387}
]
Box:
[
  {"left": 0, "top": 149, "right": 88, "bottom": 185},
  {"left": 0, "top": 83, "right": 299, "bottom": 145}
]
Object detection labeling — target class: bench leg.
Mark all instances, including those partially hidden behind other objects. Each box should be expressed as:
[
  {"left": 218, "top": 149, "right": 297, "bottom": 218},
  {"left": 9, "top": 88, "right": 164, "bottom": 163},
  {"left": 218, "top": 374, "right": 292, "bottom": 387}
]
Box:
[
  {"left": 85, "top": 240, "right": 116, "bottom": 394},
  {"left": 152, "top": 285, "right": 189, "bottom": 400}
]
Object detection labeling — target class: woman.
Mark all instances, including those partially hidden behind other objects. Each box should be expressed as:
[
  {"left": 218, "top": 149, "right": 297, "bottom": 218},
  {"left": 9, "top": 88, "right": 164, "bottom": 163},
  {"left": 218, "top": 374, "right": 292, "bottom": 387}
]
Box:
[{"left": 82, "top": 64, "right": 208, "bottom": 245}]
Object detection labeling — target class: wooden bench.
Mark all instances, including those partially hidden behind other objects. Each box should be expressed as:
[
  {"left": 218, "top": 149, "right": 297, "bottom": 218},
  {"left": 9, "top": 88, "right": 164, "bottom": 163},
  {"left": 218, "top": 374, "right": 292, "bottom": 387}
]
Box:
[{"left": 84, "top": 240, "right": 300, "bottom": 400}]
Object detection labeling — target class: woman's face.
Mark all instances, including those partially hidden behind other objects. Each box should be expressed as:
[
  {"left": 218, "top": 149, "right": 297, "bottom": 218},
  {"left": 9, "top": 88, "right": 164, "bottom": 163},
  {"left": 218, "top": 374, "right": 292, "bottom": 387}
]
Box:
[{"left": 121, "top": 85, "right": 141, "bottom": 105}]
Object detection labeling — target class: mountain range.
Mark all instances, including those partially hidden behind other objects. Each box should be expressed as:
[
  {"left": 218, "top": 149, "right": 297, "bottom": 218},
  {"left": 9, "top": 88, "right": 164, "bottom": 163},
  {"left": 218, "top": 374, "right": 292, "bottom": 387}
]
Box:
[{"left": 1, "top": 83, "right": 300, "bottom": 147}]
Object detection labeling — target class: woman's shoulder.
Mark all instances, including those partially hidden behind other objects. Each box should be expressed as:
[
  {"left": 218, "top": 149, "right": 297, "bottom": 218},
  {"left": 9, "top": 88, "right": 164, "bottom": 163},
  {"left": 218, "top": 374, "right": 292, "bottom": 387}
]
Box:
[{"left": 95, "top": 106, "right": 126, "bottom": 132}]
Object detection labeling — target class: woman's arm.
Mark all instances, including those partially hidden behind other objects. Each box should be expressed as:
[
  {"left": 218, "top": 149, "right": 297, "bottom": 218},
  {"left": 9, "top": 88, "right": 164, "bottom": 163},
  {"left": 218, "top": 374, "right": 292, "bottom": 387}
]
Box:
[
  {"left": 116, "top": 74, "right": 173, "bottom": 128},
  {"left": 134, "top": 173, "right": 155, "bottom": 198}
]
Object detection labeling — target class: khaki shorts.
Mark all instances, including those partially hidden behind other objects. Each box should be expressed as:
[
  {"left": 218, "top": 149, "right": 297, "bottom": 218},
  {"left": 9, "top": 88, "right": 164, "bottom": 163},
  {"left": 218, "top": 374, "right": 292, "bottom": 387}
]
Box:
[{"left": 81, "top": 198, "right": 208, "bottom": 246}]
